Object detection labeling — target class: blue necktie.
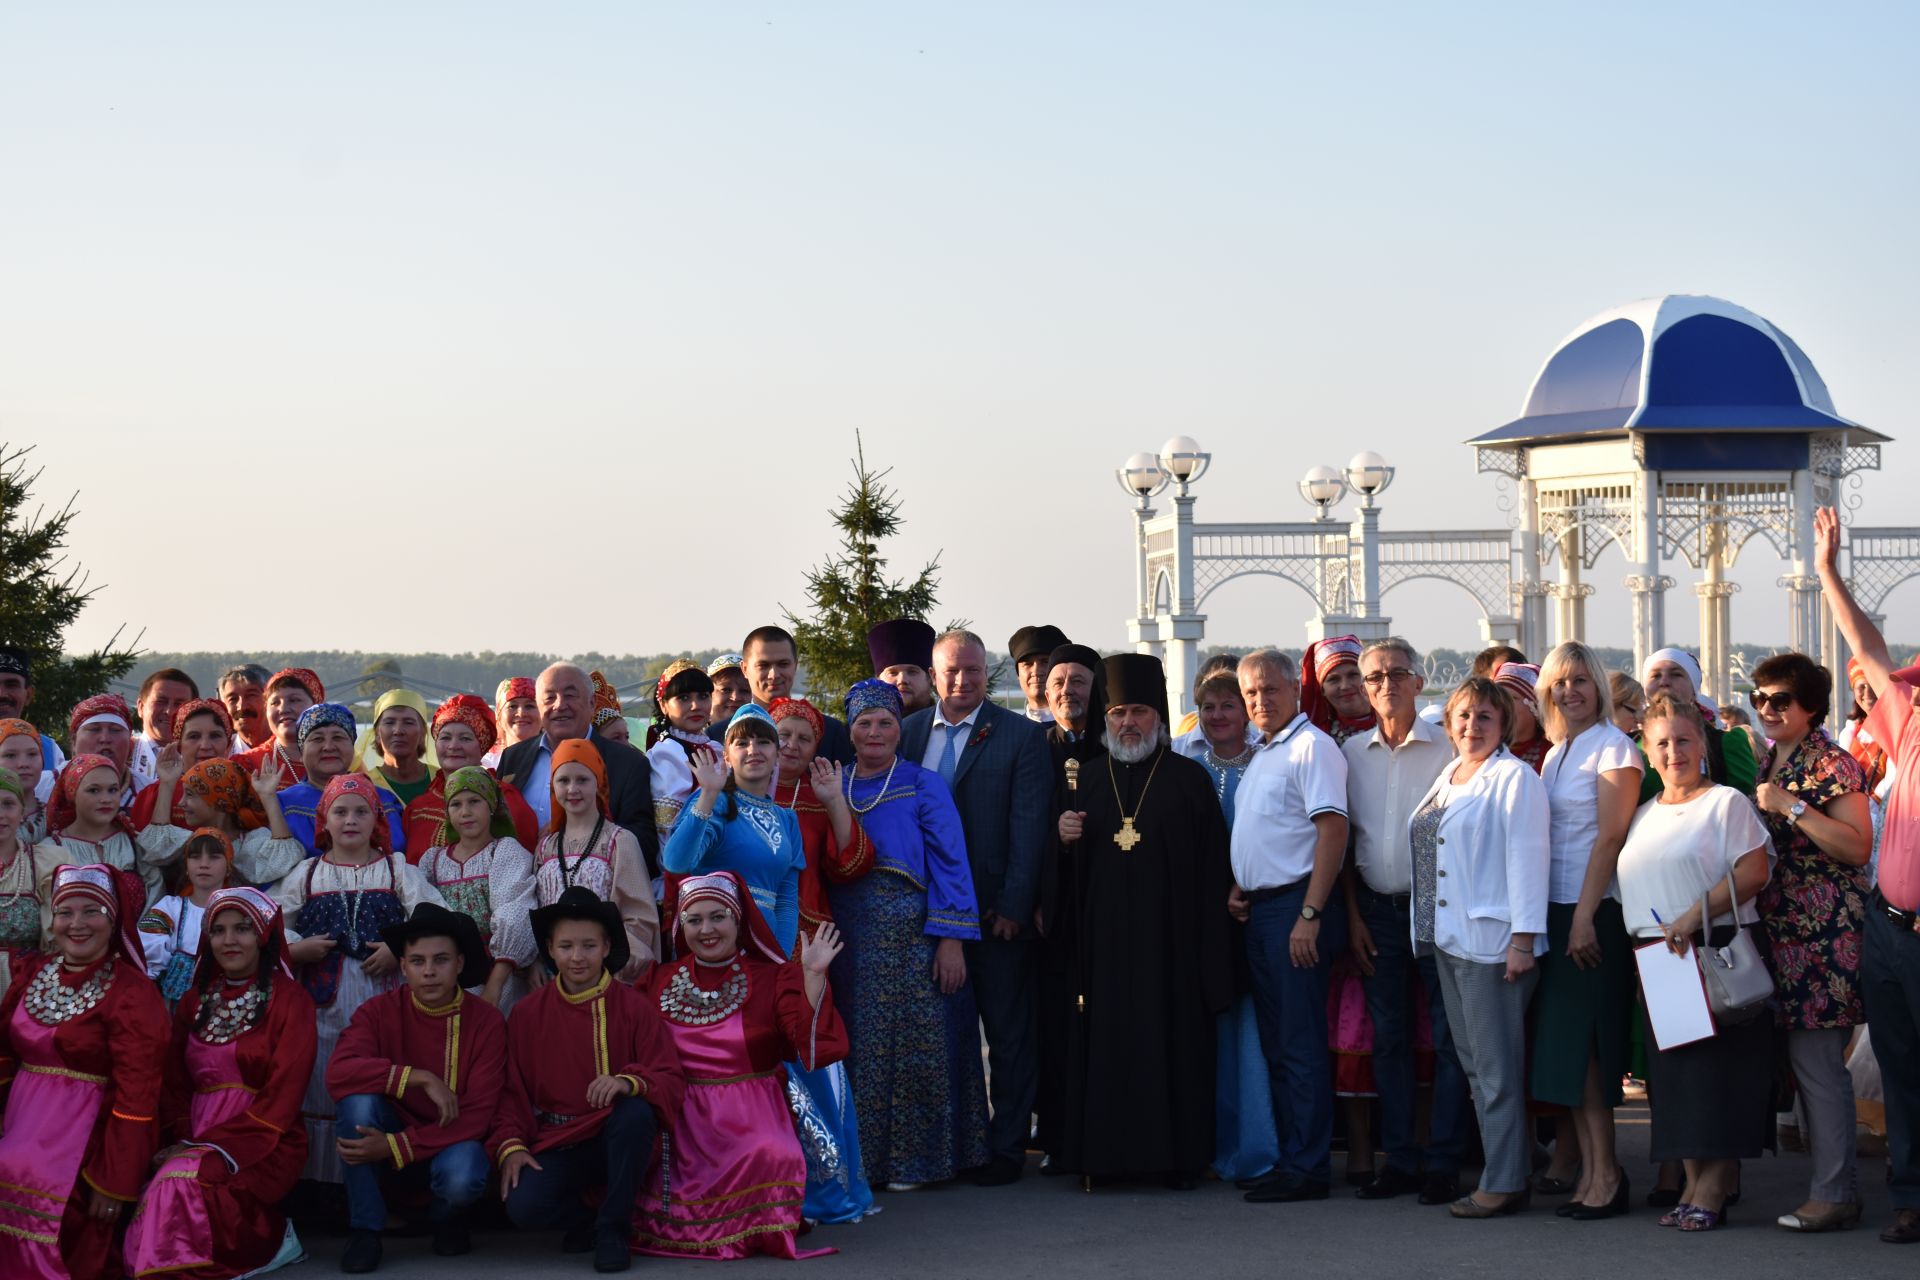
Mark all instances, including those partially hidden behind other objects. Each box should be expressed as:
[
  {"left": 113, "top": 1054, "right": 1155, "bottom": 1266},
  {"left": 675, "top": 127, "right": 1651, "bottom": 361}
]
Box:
[{"left": 935, "top": 721, "right": 960, "bottom": 787}]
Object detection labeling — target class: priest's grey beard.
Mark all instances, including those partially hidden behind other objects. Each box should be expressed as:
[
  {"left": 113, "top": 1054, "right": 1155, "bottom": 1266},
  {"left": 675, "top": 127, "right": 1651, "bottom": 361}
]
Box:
[{"left": 1103, "top": 725, "right": 1169, "bottom": 765}]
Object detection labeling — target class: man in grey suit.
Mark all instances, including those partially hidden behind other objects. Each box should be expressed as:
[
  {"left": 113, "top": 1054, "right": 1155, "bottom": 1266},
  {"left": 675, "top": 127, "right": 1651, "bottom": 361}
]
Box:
[{"left": 901, "top": 629, "right": 1052, "bottom": 1185}]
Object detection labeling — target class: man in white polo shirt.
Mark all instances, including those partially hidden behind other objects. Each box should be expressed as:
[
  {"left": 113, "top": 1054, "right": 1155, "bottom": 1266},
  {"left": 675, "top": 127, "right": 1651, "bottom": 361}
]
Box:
[
  {"left": 1230, "top": 648, "right": 1350, "bottom": 1204},
  {"left": 1342, "top": 638, "right": 1463, "bottom": 1205}
]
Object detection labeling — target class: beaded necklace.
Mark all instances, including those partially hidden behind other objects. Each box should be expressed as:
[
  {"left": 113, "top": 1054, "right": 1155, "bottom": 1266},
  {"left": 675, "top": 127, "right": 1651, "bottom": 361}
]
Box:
[{"left": 199, "top": 980, "right": 269, "bottom": 1044}]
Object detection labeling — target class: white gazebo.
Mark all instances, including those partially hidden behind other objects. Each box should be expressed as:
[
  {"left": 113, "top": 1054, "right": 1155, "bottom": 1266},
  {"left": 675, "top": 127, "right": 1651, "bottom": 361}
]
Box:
[{"left": 1470, "top": 294, "right": 1888, "bottom": 703}]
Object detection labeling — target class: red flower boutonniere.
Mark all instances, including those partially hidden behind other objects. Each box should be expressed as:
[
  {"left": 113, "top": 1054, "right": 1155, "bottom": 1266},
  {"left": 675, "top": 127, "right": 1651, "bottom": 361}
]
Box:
[{"left": 970, "top": 723, "right": 995, "bottom": 749}]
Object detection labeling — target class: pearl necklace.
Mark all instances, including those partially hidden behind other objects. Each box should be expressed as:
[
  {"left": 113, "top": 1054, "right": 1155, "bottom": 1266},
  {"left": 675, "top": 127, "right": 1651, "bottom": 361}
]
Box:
[
  {"left": 199, "top": 983, "right": 269, "bottom": 1044},
  {"left": 26, "top": 957, "right": 114, "bottom": 1025},
  {"left": 658, "top": 960, "right": 748, "bottom": 1026},
  {"left": 843, "top": 759, "right": 897, "bottom": 814}
]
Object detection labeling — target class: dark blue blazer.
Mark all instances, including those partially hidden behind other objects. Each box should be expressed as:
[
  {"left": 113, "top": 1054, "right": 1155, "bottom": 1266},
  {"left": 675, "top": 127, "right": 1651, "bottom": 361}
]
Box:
[{"left": 900, "top": 699, "right": 1051, "bottom": 928}]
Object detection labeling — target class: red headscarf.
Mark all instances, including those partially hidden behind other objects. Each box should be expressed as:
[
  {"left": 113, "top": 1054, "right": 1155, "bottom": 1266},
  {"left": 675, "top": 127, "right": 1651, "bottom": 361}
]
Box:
[
  {"left": 67, "top": 692, "right": 132, "bottom": 742},
  {"left": 546, "top": 738, "right": 609, "bottom": 835},
  {"left": 196, "top": 885, "right": 296, "bottom": 982},
  {"left": 669, "top": 870, "right": 789, "bottom": 963},
  {"left": 432, "top": 694, "right": 498, "bottom": 754},
  {"left": 171, "top": 698, "right": 235, "bottom": 741},
  {"left": 1299, "top": 636, "right": 1377, "bottom": 737},
  {"left": 48, "top": 754, "right": 134, "bottom": 840},
  {"left": 183, "top": 758, "right": 268, "bottom": 832},
  {"left": 768, "top": 697, "right": 825, "bottom": 742},
  {"left": 268, "top": 668, "right": 325, "bottom": 703},
  {"left": 51, "top": 863, "right": 148, "bottom": 973},
  {"left": 314, "top": 773, "right": 392, "bottom": 853}
]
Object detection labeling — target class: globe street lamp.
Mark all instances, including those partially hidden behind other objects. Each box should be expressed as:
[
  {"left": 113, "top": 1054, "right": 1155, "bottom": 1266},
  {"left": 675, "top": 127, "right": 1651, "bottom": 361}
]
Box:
[
  {"left": 1298, "top": 464, "right": 1345, "bottom": 521},
  {"left": 1117, "top": 450, "right": 1169, "bottom": 621},
  {"left": 1345, "top": 450, "right": 1395, "bottom": 508},
  {"left": 1159, "top": 435, "right": 1210, "bottom": 495}
]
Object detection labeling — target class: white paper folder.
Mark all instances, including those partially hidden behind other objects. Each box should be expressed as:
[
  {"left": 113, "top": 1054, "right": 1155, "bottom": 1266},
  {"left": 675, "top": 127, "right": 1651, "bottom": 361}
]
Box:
[{"left": 1633, "top": 940, "right": 1717, "bottom": 1050}]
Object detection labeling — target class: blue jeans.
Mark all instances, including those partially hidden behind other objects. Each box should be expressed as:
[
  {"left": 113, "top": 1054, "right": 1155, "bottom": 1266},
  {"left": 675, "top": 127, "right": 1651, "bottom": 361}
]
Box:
[
  {"left": 1245, "top": 883, "right": 1346, "bottom": 1185},
  {"left": 504, "top": 1096, "right": 658, "bottom": 1238},
  {"left": 336, "top": 1093, "right": 489, "bottom": 1231},
  {"left": 1355, "top": 888, "right": 1467, "bottom": 1175}
]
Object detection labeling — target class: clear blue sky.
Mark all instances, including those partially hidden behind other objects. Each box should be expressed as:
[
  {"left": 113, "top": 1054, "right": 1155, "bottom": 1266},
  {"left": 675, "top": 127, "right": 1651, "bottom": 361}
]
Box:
[{"left": 6, "top": 2, "right": 1916, "bottom": 660}]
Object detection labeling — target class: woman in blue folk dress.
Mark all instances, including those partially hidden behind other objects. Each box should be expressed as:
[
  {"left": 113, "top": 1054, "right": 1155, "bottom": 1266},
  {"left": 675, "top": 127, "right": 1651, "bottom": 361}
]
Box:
[{"left": 825, "top": 680, "right": 990, "bottom": 1192}]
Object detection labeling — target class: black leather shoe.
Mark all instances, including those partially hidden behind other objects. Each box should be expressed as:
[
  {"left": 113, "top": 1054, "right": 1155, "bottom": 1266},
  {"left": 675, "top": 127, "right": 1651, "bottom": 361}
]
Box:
[
  {"left": 1418, "top": 1173, "right": 1461, "bottom": 1205},
  {"left": 1245, "top": 1179, "right": 1330, "bottom": 1204},
  {"left": 1567, "top": 1170, "right": 1631, "bottom": 1221},
  {"left": 562, "top": 1222, "right": 595, "bottom": 1254},
  {"left": 340, "top": 1229, "right": 382, "bottom": 1274},
  {"left": 973, "top": 1155, "right": 1024, "bottom": 1187},
  {"left": 1882, "top": 1209, "right": 1920, "bottom": 1244},
  {"left": 1355, "top": 1166, "right": 1423, "bottom": 1200},
  {"left": 431, "top": 1216, "right": 471, "bottom": 1257},
  {"left": 1235, "top": 1169, "right": 1289, "bottom": 1192},
  {"left": 593, "top": 1229, "right": 632, "bottom": 1272}
]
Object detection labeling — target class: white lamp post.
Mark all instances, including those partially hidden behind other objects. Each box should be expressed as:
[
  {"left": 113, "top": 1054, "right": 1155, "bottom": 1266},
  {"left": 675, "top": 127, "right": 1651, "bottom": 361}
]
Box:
[
  {"left": 1345, "top": 450, "right": 1395, "bottom": 508},
  {"left": 1297, "top": 465, "right": 1346, "bottom": 521},
  {"left": 1116, "top": 451, "right": 1169, "bottom": 620},
  {"left": 1344, "top": 451, "right": 1392, "bottom": 627},
  {"left": 1159, "top": 435, "right": 1211, "bottom": 495}
]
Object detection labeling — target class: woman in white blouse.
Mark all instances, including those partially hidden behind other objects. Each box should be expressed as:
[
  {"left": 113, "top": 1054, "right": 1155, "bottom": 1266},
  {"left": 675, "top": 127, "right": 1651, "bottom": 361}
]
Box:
[
  {"left": 1616, "top": 694, "right": 1774, "bottom": 1231},
  {"left": 1529, "top": 641, "right": 1644, "bottom": 1219},
  {"left": 1409, "top": 676, "right": 1550, "bottom": 1217}
]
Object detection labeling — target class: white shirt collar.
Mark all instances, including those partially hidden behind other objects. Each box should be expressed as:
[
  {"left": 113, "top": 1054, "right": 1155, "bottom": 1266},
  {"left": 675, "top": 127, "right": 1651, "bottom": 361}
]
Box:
[
  {"left": 1256, "top": 712, "right": 1311, "bottom": 749},
  {"left": 1364, "top": 713, "right": 1444, "bottom": 751},
  {"left": 933, "top": 702, "right": 983, "bottom": 732}
]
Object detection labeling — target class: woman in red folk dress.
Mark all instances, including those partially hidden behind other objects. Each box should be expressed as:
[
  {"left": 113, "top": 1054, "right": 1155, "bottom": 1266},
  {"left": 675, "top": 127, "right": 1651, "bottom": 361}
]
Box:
[
  {"left": 123, "top": 886, "right": 316, "bottom": 1279},
  {"left": 0, "top": 864, "right": 170, "bottom": 1280},
  {"left": 634, "top": 870, "right": 849, "bottom": 1261}
]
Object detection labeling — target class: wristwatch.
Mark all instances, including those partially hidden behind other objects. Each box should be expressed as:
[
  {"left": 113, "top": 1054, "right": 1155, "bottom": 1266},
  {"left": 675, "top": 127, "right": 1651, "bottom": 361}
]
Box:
[
  {"left": 1787, "top": 800, "right": 1807, "bottom": 826},
  {"left": 1299, "top": 903, "right": 1321, "bottom": 922}
]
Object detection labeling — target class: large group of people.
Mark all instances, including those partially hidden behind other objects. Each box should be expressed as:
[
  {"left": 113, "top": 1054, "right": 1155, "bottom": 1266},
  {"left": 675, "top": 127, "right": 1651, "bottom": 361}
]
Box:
[{"left": 1, "top": 504, "right": 1920, "bottom": 1277}]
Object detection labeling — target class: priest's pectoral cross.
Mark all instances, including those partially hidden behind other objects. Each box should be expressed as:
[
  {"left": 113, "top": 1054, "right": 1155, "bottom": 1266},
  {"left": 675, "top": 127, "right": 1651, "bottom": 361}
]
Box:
[{"left": 1113, "top": 818, "right": 1142, "bottom": 851}]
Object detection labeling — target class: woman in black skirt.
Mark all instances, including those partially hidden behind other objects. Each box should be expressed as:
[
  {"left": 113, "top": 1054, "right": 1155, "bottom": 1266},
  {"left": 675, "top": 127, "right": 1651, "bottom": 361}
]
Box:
[{"left": 1616, "top": 694, "right": 1775, "bottom": 1232}]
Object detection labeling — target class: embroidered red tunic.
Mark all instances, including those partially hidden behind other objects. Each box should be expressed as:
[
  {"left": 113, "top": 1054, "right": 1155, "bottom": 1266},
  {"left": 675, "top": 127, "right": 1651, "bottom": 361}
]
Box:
[
  {"left": 325, "top": 986, "right": 507, "bottom": 1169},
  {"left": 489, "top": 972, "right": 684, "bottom": 1162}
]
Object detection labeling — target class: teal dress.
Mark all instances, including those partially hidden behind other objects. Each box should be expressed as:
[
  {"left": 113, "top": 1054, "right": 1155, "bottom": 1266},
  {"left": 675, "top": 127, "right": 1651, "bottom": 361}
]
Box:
[{"left": 1199, "top": 745, "right": 1279, "bottom": 1182}]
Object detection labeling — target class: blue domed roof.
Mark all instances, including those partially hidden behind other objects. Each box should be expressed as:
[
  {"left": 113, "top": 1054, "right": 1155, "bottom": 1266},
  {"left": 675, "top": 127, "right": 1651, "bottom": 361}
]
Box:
[{"left": 1470, "top": 296, "right": 1880, "bottom": 446}]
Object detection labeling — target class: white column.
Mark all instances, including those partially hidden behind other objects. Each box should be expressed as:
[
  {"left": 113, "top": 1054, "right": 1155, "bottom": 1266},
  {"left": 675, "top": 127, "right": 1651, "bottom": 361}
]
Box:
[
  {"left": 1786, "top": 466, "right": 1821, "bottom": 658},
  {"left": 1627, "top": 467, "right": 1667, "bottom": 675},
  {"left": 1694, "top": 516, "right": 1737, "bottom": 704},
  {"left": 1553, "top": 526, "right": 1590, "bottom": 647},
  {"left": 1165, "top": 490, "right": 1207, "bottom": 717},
  {"left": 1517, "top": 478, "right": 1548, "bottom": 658},
  {"left": 1346, "top": 504, "right": 1392, "bottom": 641}
]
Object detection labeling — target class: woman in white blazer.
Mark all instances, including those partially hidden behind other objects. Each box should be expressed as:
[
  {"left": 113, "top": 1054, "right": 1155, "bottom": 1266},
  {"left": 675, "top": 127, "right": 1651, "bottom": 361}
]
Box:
[{"left": 1408, "top": 675, "right": 1551, "bottom": 1217}]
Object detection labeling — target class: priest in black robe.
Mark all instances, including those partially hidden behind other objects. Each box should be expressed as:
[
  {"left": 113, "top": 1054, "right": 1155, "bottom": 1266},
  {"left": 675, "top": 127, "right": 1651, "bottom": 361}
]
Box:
[
  {"left": 1036, "top": 643, "right": 1105, "bottom": 1160},
  {"left": 1044, "top": 653, "right": 1235, "bottom": 1187}
]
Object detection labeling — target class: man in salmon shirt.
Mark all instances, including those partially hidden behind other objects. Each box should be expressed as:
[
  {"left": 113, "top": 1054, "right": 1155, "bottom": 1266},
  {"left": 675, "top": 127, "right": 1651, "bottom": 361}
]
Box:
[{"left": 1817, "top": 505, "right": 1920, "bottom": 1244}]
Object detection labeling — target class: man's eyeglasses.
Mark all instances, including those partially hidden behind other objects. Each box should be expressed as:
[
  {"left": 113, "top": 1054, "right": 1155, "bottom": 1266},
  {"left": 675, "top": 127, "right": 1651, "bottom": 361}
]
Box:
[
  {"left": 1362, "top": 669, "right": 1416, "bottom": 688},
  {"left": 1749, "top": 690, "right": 1796, "bottom": 713}
]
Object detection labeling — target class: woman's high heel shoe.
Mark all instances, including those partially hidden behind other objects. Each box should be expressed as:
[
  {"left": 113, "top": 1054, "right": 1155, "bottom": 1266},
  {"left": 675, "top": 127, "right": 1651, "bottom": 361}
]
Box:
[{"left": 1567, "top": 1169, "right": 1630, "bottom": 1220}]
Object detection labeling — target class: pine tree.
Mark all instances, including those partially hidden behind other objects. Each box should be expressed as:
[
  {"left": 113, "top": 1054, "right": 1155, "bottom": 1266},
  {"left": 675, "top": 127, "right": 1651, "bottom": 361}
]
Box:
[
  {"left": 0, "top": 445, "right": 141, "bottom": 743},
  {"left": 786, "top": 435, "right": 941, "bottom": 709}
]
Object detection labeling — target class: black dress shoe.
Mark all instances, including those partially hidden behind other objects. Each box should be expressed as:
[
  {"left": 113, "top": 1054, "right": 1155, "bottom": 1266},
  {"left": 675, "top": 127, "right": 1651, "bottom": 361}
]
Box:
[
  {"left": 1882, "top": 1208, "right": 1920, "bottom": 1243},
  {"left": 974, "top": 1155, "right": 1024, "bottom": 1186},
  {"left": 340, "top": 1229, "right": 382, "bottom": 1274},
  {"left": 1355, "top": 1166, "right": 1423, "bottom": 1200},
  {"left": 1235, "top": 1169, "right": 1288, "bottom": 1191},
  {"left": 1418, "top": 1173, "right": 1461, "bottom": 1205},
  {"left": 431, "top": 1216, "right": 471, "bottom": 1257},
  {"left": 593, "top": 1229, "right": 632, "bottom": 1272},
  {"left": 1245, "top": 1179, "right": 1329, "bottom": 1204}
]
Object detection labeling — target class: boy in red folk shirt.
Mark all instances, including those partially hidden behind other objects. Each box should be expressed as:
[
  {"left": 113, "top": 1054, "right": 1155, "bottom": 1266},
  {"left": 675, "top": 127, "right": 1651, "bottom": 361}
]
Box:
[
  {"left": 326, "top": 903, "right": 507, "bottom": 1273},
  {"left": 493, "top": 886, "right": 683, "bottom": 1273}
]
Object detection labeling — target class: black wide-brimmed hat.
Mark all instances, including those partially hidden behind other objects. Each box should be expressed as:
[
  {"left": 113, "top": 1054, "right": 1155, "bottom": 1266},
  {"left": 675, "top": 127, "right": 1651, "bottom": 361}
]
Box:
[
  {"left": 380, "top": 902, "right": 490, "bottom": 990},
  {"left": 530, "top": 886, "right": 630, "bottom": 977}
]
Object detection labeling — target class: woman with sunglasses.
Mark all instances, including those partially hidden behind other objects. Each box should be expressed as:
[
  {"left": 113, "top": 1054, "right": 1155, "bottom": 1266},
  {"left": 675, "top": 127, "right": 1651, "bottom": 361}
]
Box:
[{"left": 1747, "top": 653, "right": 1873, "bottom": 1234}]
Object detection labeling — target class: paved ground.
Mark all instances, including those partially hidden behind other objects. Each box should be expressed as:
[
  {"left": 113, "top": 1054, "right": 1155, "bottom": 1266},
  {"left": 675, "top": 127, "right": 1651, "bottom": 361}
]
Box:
[{"left": 294, "top": 1102, "right": 1919, "bottom": 1278}]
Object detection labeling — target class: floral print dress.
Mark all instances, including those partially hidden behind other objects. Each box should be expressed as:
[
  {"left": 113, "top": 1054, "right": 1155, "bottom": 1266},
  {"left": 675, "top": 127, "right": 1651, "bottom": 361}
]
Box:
[{"left": 1757, "top": 727, "right": 1868, "bottom": 1030}]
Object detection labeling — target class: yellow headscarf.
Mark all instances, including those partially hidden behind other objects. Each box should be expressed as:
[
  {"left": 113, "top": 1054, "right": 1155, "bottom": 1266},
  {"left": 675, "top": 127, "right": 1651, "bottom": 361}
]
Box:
[{"left": 351, "top": 688, "right": 441, "bottom": 788}]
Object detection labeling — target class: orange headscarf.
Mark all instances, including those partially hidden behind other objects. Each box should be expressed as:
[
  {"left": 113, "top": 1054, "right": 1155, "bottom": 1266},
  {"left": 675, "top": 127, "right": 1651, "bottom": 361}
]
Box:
[
  {"left": 547, "top": 737, "right": 609, "bottom": 835},
  {"left": 182, "top": 758, "right": 268, "bottom": 832}
]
